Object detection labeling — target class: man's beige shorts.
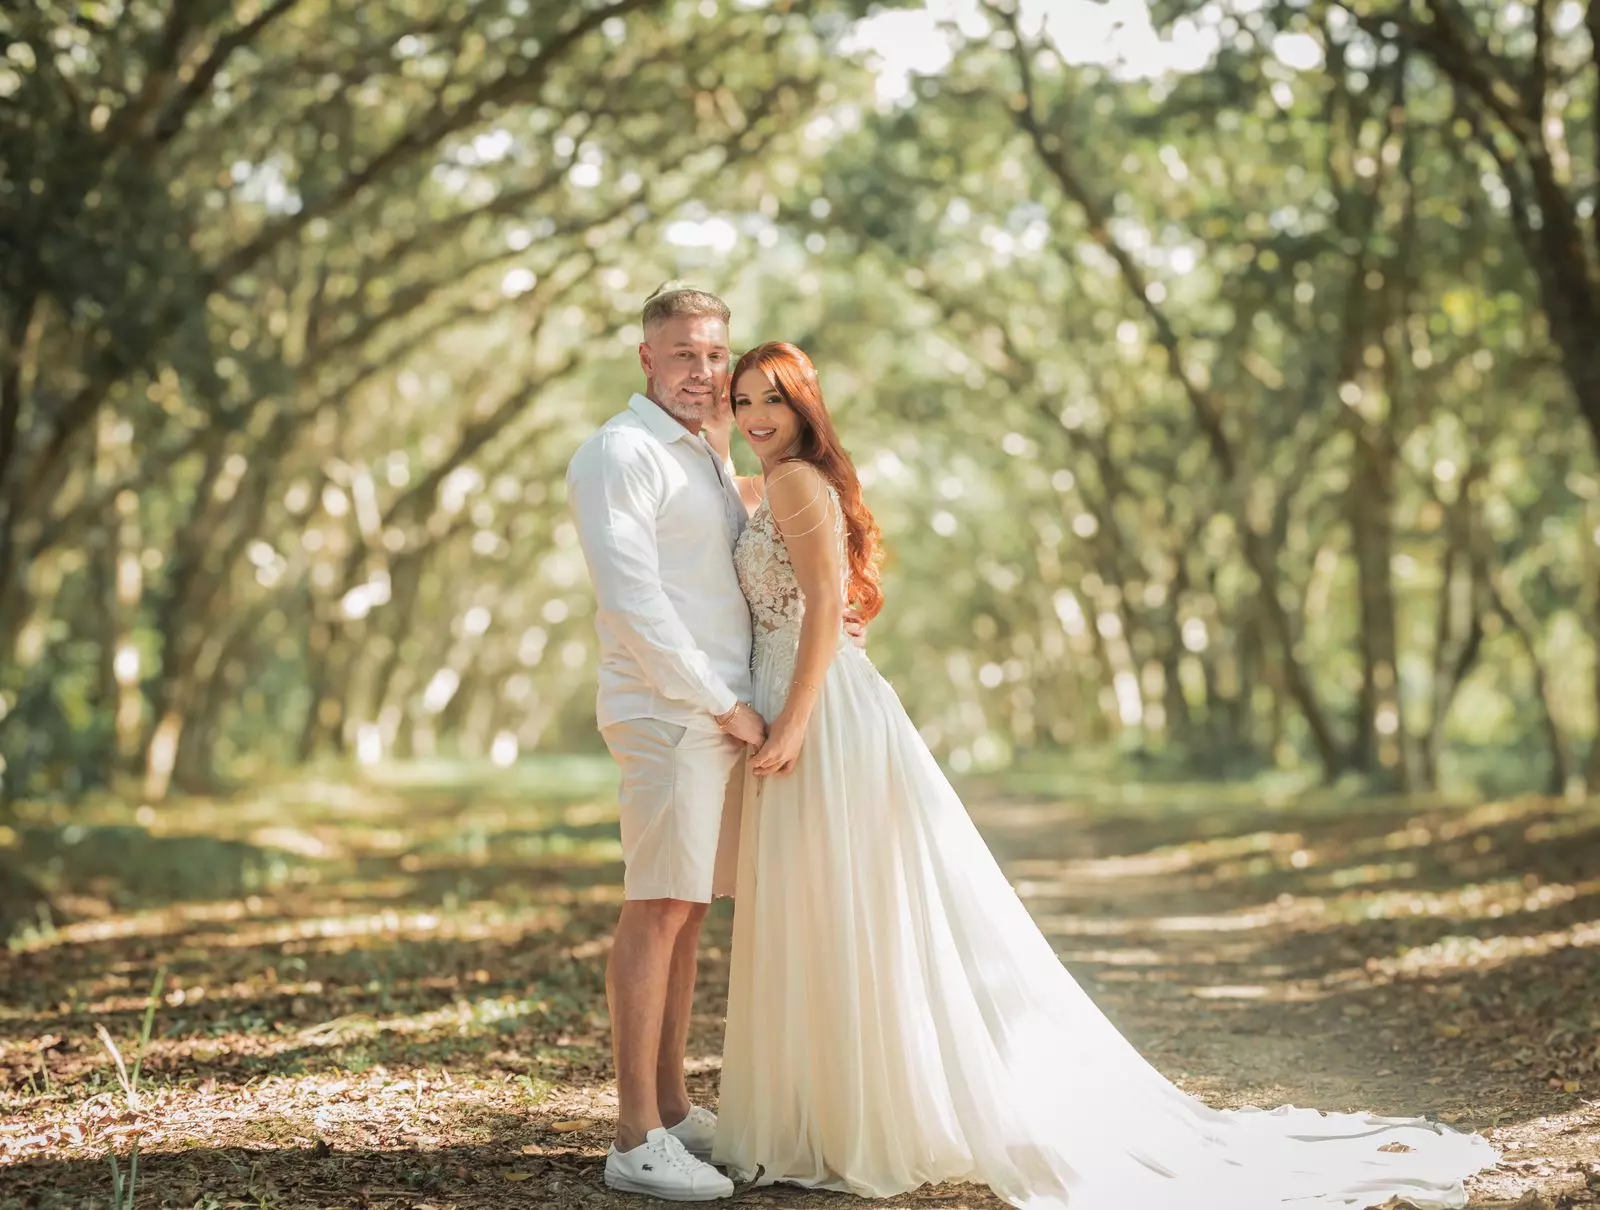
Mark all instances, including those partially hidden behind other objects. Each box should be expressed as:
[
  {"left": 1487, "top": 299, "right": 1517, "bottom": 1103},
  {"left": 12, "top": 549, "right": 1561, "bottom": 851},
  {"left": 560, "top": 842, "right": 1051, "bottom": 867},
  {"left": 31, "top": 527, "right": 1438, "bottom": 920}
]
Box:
[{"left": 600, "top": 718, "right": 746, "bottom": 903}]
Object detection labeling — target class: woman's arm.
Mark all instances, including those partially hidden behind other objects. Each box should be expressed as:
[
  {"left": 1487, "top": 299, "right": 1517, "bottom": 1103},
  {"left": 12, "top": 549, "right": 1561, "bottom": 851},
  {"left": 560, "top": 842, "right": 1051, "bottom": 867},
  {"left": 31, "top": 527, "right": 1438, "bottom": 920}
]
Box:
[{"left": 750, "top": 463, "right": 845, "bottom": 777}]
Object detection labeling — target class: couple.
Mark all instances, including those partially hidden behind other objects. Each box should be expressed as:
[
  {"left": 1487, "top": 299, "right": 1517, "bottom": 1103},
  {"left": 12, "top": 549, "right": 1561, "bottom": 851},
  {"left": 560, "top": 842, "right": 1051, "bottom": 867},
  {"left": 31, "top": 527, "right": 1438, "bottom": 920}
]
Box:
[{"left": 565, "top": 284, "right": 1498, "bottom": 1207}]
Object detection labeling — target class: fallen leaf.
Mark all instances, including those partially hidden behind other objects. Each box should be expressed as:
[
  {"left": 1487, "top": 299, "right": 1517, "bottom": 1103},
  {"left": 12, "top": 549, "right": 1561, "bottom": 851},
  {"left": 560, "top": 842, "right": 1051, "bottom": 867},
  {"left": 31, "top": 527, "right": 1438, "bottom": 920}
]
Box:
[
  {"left": 550, "top": 1119, "right": 595, "bottom": 1133},
  {"left": 503, "top": 1172, "right": 534, "bottom": 1182},
  {"left": 521, "top": 1143, "right": 545, "bottom": 1155},
  {"left": 1378, "top": 1142, "right": 1413, "bottom": 1154},
  {"left": 1435, "top": 1023, "right": 1464, "bottom": 1039},
  {"left": 1564, "top": 1080, "right": 1582, "bottom": 1093}
]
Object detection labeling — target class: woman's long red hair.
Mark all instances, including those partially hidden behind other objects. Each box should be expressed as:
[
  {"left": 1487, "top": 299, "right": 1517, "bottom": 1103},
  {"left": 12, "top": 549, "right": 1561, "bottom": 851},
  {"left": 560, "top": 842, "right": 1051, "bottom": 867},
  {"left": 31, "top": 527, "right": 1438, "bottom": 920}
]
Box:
[{"left": 732, "top": 342, "right": 885, "bottom": 623}]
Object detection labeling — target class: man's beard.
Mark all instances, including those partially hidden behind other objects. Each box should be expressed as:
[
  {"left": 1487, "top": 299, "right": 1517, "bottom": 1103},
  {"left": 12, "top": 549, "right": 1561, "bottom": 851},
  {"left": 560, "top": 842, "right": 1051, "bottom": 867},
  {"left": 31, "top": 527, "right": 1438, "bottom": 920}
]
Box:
[{"left": 654, "top": 384, "right": 714, "bottom": 428}]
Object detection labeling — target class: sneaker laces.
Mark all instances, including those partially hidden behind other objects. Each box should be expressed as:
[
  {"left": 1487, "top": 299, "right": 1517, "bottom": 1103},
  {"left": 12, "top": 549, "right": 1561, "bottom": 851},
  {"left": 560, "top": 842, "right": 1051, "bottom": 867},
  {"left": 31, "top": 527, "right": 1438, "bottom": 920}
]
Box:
[{"left": 649, "top": 1130, "right": 704, "bottom": 1174}]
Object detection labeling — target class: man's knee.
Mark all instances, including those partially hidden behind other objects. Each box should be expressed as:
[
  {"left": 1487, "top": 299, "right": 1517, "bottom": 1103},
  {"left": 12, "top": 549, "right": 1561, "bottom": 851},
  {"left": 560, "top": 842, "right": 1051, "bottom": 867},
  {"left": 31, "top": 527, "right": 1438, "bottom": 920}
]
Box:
[{"left": 620, "top": 896, "right": 702, "bottom": 937}]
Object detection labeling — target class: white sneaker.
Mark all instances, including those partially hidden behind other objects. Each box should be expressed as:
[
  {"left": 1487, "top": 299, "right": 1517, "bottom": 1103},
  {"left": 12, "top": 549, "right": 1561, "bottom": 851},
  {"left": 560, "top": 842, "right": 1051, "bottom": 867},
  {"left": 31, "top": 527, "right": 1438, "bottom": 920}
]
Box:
[
  {"left": 665, "top": 1105, "right": 718, "bottom": 1160},
  {"left": 604, "top": 1127, "right": 734, "bottom": 1201}
]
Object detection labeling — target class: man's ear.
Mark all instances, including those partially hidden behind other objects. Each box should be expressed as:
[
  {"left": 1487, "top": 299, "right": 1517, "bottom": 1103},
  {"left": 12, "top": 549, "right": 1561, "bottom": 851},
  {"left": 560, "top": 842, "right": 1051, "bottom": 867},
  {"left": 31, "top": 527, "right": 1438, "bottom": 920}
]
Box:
[{"left": 638, "top": 342, "right": 653, "bottom": 379}]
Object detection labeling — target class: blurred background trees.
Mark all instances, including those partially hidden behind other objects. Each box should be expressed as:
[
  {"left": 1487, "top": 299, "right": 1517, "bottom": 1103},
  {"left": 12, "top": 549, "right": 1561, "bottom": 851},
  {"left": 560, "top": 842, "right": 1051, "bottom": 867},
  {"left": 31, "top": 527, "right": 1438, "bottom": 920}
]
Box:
[{"left": 1, "top": 0, "right": 1595, "bottom": 807}]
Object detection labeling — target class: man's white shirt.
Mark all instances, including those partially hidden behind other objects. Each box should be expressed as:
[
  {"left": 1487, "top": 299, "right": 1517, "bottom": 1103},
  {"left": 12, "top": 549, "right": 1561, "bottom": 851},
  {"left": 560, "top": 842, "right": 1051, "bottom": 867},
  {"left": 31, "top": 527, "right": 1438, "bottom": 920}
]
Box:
[{"left": 567, "top": 393, "right": 752, "bottom": 731}]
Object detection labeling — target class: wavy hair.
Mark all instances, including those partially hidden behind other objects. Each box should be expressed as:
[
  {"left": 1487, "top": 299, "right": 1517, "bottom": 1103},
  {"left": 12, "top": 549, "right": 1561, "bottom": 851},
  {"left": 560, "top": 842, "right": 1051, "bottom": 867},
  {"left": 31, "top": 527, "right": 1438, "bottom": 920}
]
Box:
[{"left": 731, "top": 342, "right": 885, "bottom": 622}]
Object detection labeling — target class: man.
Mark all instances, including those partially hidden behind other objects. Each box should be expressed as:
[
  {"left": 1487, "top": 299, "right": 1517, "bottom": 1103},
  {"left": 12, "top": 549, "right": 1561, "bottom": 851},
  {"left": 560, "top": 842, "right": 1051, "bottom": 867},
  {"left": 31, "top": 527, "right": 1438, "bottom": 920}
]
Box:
[{"left": 566, "top": 283, "right": 761, "bottom": 1201}]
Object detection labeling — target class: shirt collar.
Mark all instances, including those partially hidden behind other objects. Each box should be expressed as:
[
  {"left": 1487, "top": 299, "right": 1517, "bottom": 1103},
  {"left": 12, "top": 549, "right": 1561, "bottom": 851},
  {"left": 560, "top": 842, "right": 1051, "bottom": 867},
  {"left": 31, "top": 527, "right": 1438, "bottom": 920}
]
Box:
[{"left": 628, "top": 393, "right": 700, "bottom": 446}]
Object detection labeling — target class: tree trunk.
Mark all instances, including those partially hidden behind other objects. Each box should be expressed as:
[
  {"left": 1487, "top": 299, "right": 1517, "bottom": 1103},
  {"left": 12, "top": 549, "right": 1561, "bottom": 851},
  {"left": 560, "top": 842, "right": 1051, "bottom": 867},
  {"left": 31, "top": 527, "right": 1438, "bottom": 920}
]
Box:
[
  {"left": 1485, "top": 567, "right": 1569, "bottom": 795},
  {"left": 0, "top": 855, "right": 53, "bottom": 942},
  {"left": 166, "top": 624, "right": 255, "bottom": 795},
  {"left": 298, "top": 620, "right": 351, "bottom": 762},
  {"left": 1347, "top": 433, "right": 1407, "bottom": 790},
  {"left": 143, "top": 627, "right": 230, "bottom": 801},
  {"left": 1003, "top": 34, "right": 1345, "bottom": 779},
  {"left": 1421, "top": 492, "right": 1485, "bottom": 790},
  {"left": 1585, "top": 501, "right": 1600, "bottom": 793}
]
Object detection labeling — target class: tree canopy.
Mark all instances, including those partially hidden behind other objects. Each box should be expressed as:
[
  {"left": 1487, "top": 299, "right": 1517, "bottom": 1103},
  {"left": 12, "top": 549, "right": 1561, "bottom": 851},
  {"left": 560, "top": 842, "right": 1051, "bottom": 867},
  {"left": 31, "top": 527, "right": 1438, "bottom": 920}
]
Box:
[{"left": 1, "top": 0, "right": 1597, "bottom": 805}]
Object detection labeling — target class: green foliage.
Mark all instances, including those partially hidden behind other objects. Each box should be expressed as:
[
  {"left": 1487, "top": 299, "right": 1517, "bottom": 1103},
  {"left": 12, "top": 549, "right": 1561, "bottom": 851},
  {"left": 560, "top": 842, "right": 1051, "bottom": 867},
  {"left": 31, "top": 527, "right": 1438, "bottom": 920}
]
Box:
[{"left": 0, "top": 0, "right": 1595, "bottom": 802}]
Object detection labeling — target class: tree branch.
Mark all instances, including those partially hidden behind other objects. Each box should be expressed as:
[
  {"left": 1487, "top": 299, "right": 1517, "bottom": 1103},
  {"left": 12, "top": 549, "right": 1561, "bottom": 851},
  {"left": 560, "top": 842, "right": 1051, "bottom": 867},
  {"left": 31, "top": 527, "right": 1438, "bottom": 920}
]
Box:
[
  {"left": 145, "top": 0, "right": 305, "bottom": 151},
  {"left": 1338, "top": 0, "right": 1536, "bottom": 145},
  {"left": 996, "top": 7, "right": 1235, "bottom": 478},
  {"left": 986, "top": 0, "right": 1347, "bottom": 776},
  {"left": 1588, "top": 0, "right": 1600, "bottom": 257},
  {"left": 1530, "top": 0, "right": 1551, "bottom": 125},
  {"left": 0, "top": 290, "right": 36, "bottom": 511},
  {"left": 208, "top": 0, "right": 658, "bottom": 284},
  {"left": 100, "top": 0, "right": 212, "bottom": 150}
]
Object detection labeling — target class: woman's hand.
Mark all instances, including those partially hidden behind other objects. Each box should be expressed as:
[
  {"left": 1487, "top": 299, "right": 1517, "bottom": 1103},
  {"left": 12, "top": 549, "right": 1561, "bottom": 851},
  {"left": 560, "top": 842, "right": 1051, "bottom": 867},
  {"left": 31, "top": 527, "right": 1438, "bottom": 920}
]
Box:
[
  {"left": 750, "top": 712, "right": 806, "bottom": 777},
  {"left": 843, "top": 606, "right": 869, "bottom": 649},
  {"left": 701, "top": 389, "right": 735, "bottom": 463}
]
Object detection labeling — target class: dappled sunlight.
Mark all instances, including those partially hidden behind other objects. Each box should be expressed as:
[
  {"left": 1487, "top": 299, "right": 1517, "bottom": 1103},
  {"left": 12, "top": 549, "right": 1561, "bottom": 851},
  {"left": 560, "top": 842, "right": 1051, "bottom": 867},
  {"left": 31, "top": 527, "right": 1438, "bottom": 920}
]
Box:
[
  {"left": 295, "top": 992, "right": 555, "bottom": 1047},
  {"left": 7, "top": 893, "right": 581, "bottom": 958},
  {"left": 1028, "top": 911, "right": 1140, "bottom": 938},
  {"left": 1320, "top": 876, "right": 1600, "bottom": 926},
  {"left": 1, "top": 1064, "right": 562, "bottom": 1168},
  {"left": 1190, "top": 984, "right": 1271, "bottom": 1000},
  {"left": 1053, "top": 829, "right": 1311, "bottom": 880},
  {"left": 1302, "top": 859, "right": 1422, "bottom": 890},
  {"left": 1172, "top": 874, "right": 1600, "bottom": 943},
  {"left": 4, "top": 0, "right": 1595, "bottom": 1199},
  {"left": 5, "top": 773, "right": 1596, "bottom": 1207},
  {"left": 1058, "top": 945, "right": 1168, "bottom": 967},
  {"left": 1152, "top": 906, "right": 1289, "bottom": 932},
  {"left": 1323, "top": 918, "right": 1600, "bottom": 988},
  {"left": 197, "top": 902, "right": 575, "bottom": 955}
]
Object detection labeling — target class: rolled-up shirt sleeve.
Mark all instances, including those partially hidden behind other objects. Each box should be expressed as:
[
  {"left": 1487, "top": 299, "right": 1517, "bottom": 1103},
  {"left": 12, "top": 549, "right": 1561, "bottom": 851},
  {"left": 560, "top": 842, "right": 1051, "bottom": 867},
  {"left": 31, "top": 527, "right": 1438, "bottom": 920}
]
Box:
[{"left": 567, "top": 436, "right": 740, "bottom": 718}]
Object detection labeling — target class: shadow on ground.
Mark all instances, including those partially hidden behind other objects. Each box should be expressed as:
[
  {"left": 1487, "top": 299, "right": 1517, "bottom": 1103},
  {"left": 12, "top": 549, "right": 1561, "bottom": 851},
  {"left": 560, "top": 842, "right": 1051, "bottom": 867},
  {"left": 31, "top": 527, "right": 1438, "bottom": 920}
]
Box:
[{"left": 1, "top": 763, "right": 1597, "bottom": 1208}]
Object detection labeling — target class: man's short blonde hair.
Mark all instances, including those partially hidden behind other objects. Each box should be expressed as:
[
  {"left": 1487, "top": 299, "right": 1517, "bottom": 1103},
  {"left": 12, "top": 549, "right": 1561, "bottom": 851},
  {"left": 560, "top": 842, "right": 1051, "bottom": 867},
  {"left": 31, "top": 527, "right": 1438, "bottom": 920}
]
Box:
[{"left": 641, "top": 281, "right": 731, "bottom": 334}]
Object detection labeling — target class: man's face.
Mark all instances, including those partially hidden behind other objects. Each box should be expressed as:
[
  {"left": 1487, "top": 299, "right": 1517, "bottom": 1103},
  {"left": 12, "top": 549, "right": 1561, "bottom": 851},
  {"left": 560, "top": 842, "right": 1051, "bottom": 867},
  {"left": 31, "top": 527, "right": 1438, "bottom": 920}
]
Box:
[{"left": 638, "top": 314, "right": 731, "bottom": 431}]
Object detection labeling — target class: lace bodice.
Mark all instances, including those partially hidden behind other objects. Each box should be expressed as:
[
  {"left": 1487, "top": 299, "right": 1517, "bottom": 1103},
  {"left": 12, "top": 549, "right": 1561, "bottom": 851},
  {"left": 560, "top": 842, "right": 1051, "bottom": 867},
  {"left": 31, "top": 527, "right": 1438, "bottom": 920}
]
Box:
[{"left": 733, "top": 480, "right": 849, "bottom": 646}]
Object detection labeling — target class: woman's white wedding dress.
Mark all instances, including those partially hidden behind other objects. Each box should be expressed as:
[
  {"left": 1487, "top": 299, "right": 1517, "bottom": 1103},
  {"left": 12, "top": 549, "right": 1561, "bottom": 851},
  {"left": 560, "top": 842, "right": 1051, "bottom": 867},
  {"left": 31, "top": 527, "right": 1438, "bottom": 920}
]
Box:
[{"left": 712, "top": 485, "right": 1498, "bottom": 1209}]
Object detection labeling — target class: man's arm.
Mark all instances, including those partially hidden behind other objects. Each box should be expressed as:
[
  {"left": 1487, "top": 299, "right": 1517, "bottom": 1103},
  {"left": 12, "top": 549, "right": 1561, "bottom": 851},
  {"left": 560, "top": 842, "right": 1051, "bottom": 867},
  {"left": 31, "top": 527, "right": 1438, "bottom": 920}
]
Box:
[{"left": 567, "top": 436, "right": 740, "bottom": 719}]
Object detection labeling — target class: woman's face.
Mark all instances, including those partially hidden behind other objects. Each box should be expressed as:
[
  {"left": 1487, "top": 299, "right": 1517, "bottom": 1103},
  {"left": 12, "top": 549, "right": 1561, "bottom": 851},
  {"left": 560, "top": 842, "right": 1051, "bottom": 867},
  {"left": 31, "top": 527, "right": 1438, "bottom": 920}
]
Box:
[{"left": 732, "top": 365, "right": 801, "bottom": 461}]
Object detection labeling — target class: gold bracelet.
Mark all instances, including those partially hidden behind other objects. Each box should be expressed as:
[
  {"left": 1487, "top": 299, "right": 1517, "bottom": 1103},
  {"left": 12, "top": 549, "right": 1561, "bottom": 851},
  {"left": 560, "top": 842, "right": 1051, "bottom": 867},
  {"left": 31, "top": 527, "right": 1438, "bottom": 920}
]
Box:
[{"left": 713, "top": 702, "right": 740, "bottom": 727}]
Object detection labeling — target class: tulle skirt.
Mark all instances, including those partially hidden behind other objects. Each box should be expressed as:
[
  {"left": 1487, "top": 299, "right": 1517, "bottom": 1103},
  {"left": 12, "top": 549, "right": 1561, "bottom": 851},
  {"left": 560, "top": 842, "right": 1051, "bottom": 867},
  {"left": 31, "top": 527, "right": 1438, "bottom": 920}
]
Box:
[{"left": 712, "top": 639, "right": 1498, "bottom": 1208}]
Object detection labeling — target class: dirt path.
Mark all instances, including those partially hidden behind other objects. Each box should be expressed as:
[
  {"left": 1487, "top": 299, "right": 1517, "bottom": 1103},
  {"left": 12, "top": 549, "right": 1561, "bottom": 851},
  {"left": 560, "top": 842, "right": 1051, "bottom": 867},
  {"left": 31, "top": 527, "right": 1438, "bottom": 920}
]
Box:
[{"left": 1, "top": 771, "right": 1596, "bottom": 1208}]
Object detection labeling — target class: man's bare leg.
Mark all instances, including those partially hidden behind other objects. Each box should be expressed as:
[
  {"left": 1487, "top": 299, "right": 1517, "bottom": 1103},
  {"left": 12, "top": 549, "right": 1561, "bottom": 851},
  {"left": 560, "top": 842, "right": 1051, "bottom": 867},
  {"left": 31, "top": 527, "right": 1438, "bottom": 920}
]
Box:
[
  {"left": 657, "top": 902, "right": 708, "bottom": 1127},
  {"left": 608, "top": 897, "right": 695, "bottom": 1152}
]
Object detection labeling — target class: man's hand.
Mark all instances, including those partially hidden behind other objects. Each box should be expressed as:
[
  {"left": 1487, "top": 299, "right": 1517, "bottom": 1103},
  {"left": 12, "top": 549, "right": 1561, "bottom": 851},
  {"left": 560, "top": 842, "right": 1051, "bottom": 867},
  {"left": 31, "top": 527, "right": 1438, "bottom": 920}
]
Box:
[
  {"left": 843, "top": 607, "right": 870, "bottom": 650},
  {"left": 750, "top": 712, "right": 805, "bottom": 778},
  {"left": 718, "top": 702, "right": 767, "bottom": 748}
]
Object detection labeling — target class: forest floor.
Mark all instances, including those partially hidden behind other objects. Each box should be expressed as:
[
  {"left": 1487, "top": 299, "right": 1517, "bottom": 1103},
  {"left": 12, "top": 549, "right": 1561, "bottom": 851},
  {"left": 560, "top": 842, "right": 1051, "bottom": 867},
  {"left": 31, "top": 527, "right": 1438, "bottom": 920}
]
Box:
[{"left": 1, "top": 760, "right": 1597, "bottom": 1209}]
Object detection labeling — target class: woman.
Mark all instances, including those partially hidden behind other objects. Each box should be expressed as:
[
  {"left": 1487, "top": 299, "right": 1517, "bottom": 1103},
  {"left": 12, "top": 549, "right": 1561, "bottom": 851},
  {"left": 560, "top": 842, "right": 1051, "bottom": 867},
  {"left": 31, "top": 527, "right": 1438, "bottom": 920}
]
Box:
[{"left": 711, "top": 342, "right": 1497, "bottom": 1209}]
